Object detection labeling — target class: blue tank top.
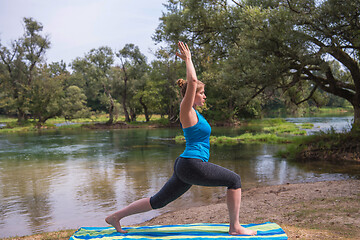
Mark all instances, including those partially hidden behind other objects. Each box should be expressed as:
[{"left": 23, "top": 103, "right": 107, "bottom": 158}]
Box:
[{"left": 180, "top": 109, "right": 211, "bottom": 162}]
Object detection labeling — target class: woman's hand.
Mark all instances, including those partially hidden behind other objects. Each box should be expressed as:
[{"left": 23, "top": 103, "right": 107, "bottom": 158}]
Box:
[{"left": 176, "top": 41, "right": 191, "bottom": 61}]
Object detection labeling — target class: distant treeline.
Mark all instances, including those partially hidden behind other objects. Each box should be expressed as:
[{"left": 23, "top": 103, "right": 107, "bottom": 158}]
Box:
[{"left": 1, "top": 0, "right": 358, "bottom": 127}]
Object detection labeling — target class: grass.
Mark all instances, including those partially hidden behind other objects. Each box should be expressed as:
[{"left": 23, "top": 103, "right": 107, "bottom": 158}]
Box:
[
  {"left": 317, "top": 106, "right": 353, "bottom": 113},
  {"left": 46, "top": 114, "right": 167, "bottom": 125},
  {"left": 277, "top": 127, "right": 360, "bottom": 161},
  {"left": 210, "top": 136, "right": 239, "bottom": 145},
  {"left": 0, "top": 116, "right": 17, "bottom": 124},
  {"left": 0, "top": 114, "right": 168, "bottom": 134},
  {"left": 175, "top": 118, "right": 309, "bottom": 145},
  {"left": 300, "top": 123, "right": 314, "bottom": 129}
]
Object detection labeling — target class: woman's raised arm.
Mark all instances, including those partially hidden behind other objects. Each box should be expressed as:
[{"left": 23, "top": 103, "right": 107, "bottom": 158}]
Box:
[{"left": 176, "top": 42, "right": 198, "bottom": 127}]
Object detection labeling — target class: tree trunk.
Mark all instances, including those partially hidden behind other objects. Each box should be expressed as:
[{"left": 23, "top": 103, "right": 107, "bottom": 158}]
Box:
[
  {"left": 107, "top": 97, "right": 114, "bottom": 125},
  {"left": 351, "top": 85, "right": 360, "bottom": 131},
  {"left": 129, "top": 107, "right": 136, "bottom": 122},
  {"left": 139, "top": 96, "right": 150, "bottom": 122},
  {"left": 104, "top": 86, "right": 115, "bottom": 125},
  {"left": 353, "top": 102, "right": 360, "bottom": 131},
  {"left": 17, "top": 108, "right": 27, "bottom": 123},
  {"left": 122, "top": 97, "right": 130, "bottom": 122},
  {"left": 168, "top": 104, "right": 179, "bottom": 123},
  {"left": 121, "top": 60, "right": 131, "bottom": 123}
]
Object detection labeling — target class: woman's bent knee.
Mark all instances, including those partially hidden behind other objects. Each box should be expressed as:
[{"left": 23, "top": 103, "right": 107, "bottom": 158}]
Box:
[
  {"left": 149, "top": 196, "right": 168, "bottom": 209},
  {"left": 228, "top": 173, "right": 241, "bottom": 189}
]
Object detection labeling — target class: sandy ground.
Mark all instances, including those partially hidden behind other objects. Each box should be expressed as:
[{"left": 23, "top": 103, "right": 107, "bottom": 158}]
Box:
[
  {"left": 6, "top": 179, "right": 360, "bottom": 240},
  {"left": 143, "top": 180, "right": 360, "bottom": 240}
]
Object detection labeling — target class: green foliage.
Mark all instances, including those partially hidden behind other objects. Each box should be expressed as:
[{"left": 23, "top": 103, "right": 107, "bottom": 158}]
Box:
[
  {"left": 246, "top": 119, "right": 305, "bottom": 135},
  {"left": 175, "top": 135, "right": 185, "bottom": 143},
  {"left": 0, "top": 116, "right": 16, "bottom": 124},
  {"left": 2, "top": 2, "right": 360, "bottom": 127},
  {"left": 62, "top": 86, "right": 91, "bottom": 120},
  {"left": 300, "top": 123, "right": 314, "bottom": 129},
  {"left": 115, "top": 44, "right": 150, "bottom": 122},
  {"left": 28, "top": 70, "right": 64, "bottom": 124},
  {"left": 210, "top": 136, "right": 239, "bottom": 145},
  {"left": 236, "top": 133, "right": 292, "bottom": 144},
  {"left": 278, "top": 126, "right": 360, "bottom": 160},
  {"left": 148, "top": 49, "right": 184, "bottom": 122},
  {"left": 2, "top": 120, "right": 57, "bottom": 133},
  {"left": 71, "top": 46, "right": 117, "bottom": 123},
  {"left": 0, "top": 17, "right": 50, "bottom": 122},
  {"left": 155, "top": 0, "right": 360, "bottom": 127}
]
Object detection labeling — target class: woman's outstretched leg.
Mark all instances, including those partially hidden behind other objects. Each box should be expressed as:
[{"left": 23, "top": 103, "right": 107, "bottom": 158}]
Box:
[
  {"left": 105, "top": 197, "right": 152, "bottom": 233},
  {"left": 227, "top": 188, "right": 257, "bottom": 236},
  {"left": 105, "top": 165, "right": 191, "bottom": 233}
]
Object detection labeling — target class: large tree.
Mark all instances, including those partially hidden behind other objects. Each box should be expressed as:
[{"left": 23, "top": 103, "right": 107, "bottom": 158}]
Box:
[
  {"left": 0, "top": 17, "right": 50, "bottom": 122},
  {"left": 237, "top": 0, "right": 360, "bottom": 127},
  {"left": 116, "top": 44, "right": 148, "bottom": 122},
  {"left": 72, "top": 46, "right": 116, "bottom": 124},
  {"left": 149, "top": 48, "right": 185, "bottom": 122},
  {"left": 155, "top": 0, "right": 360, "bottom": 128},
  {"left": 28, "top": 65, "right": 64, "bottom": 125}
]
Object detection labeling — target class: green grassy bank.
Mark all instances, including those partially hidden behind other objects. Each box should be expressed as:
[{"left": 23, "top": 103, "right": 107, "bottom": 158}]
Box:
[
  {"left": 278, "top": 127, "right": 360, "bottom": 162},
  {"left": 0, "top": 114, "right": 169, "bottom": 134},
  {"left": 175, "top": 118, "right": 310, "bottom": 145}
]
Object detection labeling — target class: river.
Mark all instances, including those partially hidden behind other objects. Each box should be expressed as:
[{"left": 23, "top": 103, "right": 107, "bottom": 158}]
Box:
[{"left": 0, "top": 115, "right": 359, "bottom": 238}]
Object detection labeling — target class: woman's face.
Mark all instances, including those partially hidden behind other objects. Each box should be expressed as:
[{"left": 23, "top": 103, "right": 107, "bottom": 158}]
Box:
[{"left": 194, "top": 85, "right": 206, "bottom": 107}]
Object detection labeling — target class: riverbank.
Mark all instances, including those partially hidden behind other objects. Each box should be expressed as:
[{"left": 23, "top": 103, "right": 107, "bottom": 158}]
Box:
[
  {"left": 0, "top": 107, "right": 353, "bottom": 134},
  {"left": 279, "top": 129, "right": 360, "bottom": 162},
  {"left": 0, "top": 114, "right": 171, "bottom": 134},
  {"left": 5, "top": 179, "right": 359, "bottom": 240},
  {"left": 143, "top": 179, "right": 360, "bottom": 239}
]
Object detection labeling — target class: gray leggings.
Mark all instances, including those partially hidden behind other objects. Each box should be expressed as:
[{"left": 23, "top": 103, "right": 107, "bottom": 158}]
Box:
[{"left": 150, "top": 157, "right": 241, "bottom": 209}]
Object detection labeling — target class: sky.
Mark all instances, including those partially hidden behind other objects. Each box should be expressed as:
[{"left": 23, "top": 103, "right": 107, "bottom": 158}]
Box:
[{"left": 0, "top": 0, "right": 167, "bottom": 64}]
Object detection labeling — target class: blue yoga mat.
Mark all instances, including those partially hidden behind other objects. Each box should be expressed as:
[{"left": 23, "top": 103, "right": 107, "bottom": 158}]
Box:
[{"left": 69, "top": 222, "right": 288, "bottom": 239}]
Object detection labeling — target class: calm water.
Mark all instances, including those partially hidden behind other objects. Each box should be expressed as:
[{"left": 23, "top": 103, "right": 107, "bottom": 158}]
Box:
[
  {"left": 286, "top": 115, "right": 354, "bottom": 134},
  {"left": 0, "top": 116, "right": 359, "bottom": 238}
]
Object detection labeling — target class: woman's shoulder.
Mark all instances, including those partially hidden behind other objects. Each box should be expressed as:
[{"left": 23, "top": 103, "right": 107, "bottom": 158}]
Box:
[{"left": 180, "top": 107, "right": 198, "bottom": 128}]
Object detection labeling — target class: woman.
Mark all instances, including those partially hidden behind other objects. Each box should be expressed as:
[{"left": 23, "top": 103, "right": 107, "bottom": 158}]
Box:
[{"left": 105, "top": 42, "right": 257, "bottom": 236}]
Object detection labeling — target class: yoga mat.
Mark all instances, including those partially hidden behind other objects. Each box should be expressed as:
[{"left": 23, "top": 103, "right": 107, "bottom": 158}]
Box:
[{"left": 69, "top": 222, "right": 288, "bottom": 239}]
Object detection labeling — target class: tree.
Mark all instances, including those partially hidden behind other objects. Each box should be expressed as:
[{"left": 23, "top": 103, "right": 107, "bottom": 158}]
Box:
[
  {"left": 134, "top": 73, "right": 154, "bottom": 122},
  {"left": 149, "top": 48, "right": 184, "bottom": 123},
  {"left": 62, "top": 85, "right": 91, "bottom": 121},
  {"left": 116, "top": 44, "right": 148, "bottom": 122},
  {"left": 239, "top": 0, "right": 360, "bottom": 127},
  {"left": 28, "top": 65, "right": 63, "bottom": 125},
  {"left": 0, "top": 17, "right": 50, "bottom": 122},
  {"left": 154, "top": 0, "right": 268, "bottom": 120},
  {"left": 155, "top": 0, "right": 360, "bottom": 128},
  {"left": 72, "top": 46, "right": 116, "bottom": 124}
]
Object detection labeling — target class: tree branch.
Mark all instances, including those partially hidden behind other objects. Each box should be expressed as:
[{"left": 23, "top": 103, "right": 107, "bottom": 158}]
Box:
[
  {"left": 240, "top": 85, "right": 267, "bottom": 108},
  {"left": 303, "top": 68, "right": 355, "bottom": 103},
  {"left": 303, "top": 34, "right": 360, "bottom": 86},
  {"left": 340, "top": 45, "right": 360, "bottom": 50},
  {"left": 231, "top": 0, "right": 244, "bottom": 8},
  {"left": 286, "top": 0, "right": 301, "bottom": 14},
  {"left": 294, "top": 84, "right": 318, "bottom": 105}
]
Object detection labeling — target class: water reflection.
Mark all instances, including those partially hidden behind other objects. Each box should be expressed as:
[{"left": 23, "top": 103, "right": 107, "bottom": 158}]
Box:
[
  {"left": 0, "top": 159, "right": 62, "bottom": 237},
  {"left": 0, "top": 126, "right": 359, "bottom": 238}
]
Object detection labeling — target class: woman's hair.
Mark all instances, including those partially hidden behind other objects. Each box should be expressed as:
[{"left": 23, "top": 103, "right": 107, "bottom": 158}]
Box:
[{"left": 176, "top": 79, "right": 204, "bottom": 97}]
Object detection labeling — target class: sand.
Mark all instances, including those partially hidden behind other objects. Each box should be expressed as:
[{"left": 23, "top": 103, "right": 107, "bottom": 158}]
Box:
[
  {"left": 6, "top": 180, "right": 360, "bottom": 240},
  {"left": 143, "top": 180, "right": 360, "bottom": 239}
]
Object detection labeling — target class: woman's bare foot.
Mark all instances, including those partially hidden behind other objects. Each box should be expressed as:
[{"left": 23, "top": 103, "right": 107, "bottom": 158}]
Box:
[
  {"left": 105, "top": 215, "right": 128, "bottom": 233},
  {"left": 229, "top": 224, "right": 257, "bottom": 236}
]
